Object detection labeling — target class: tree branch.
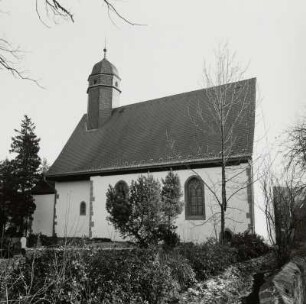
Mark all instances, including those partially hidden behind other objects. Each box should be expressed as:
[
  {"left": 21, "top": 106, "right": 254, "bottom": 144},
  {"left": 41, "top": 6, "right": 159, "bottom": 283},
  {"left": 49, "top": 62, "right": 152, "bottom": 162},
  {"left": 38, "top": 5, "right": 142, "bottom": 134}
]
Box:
[{"left": 0, "top": 38, "right": 43, "bottom": 87}]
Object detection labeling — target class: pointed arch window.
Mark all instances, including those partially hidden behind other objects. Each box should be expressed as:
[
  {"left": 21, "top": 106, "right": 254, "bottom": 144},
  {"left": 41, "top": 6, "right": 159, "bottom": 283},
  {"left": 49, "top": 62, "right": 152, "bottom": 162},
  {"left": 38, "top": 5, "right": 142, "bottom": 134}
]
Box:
[
  {"left": 185, "top": 176, "right": 205, "bottom": 220},
  {"left": 115, "top": 181, "right": 129, "bottom": 200},
  {"left": 80, "top": 201, "right": 86, "bottom": 216}
]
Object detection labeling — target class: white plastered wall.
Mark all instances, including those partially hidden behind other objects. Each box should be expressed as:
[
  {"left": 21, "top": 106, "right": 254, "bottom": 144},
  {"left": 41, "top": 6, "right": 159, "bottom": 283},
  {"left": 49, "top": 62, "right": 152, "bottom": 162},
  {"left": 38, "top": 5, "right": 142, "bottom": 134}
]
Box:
[
  {"left": 32, "top": 194, "right": 55, "bottom": 236},
  {"left": 91, "top": 163, "right": 253, "bottom": 243},
  {"left": 55, "top": 181, "right": 90, "bottom": 237}
]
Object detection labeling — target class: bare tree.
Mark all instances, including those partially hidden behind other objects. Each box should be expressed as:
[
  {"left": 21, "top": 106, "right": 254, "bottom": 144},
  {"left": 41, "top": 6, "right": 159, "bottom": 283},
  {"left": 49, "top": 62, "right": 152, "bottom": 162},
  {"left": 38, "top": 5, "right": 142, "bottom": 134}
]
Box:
[
  {"left": 286, "top": 117, "right": 306, "bottom": 182},
  {"left": 188, "top": 44, "right": 256, "bottom": 243},
  {"left": 1, "top": 0, "right": 142, "bottom": 82},
  {"left": 259, "top": 116, "right": 306, "bottom": 263},
  {"left": 260, "top": 161, "right": 306, "bottom": 265}
]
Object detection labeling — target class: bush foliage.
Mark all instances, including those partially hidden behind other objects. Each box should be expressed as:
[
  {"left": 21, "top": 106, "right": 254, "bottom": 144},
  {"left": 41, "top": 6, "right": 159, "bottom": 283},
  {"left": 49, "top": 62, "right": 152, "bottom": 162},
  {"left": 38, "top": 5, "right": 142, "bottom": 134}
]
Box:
[
  {"left": 178, "top": 238, "right": 238, "bottom": 281},
  {"left": 159, "top": 250, "right": 196, "bottom": 290},
  {"left": 230, "top": 232, "right": 270, "bottom": 261},
  {"left": 88, "top": 249, "right": 177, "bottom": 303},
  {"left": 27, "top": 233, "right": 58, "bottom": 247},
  {"left": 0, "top": 234, "right": 270, "bottom": 303},
  {"left": 1, "top": 248, "right": 179, "bottom": 304},
  {"left": 106, "top": 172, "right": 183, "bottom": 248}
]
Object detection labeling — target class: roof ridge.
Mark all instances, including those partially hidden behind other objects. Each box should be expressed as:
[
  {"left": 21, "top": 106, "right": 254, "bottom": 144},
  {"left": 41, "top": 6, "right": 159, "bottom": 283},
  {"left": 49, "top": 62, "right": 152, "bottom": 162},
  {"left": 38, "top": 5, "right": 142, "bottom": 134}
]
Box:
[{"left": 114, "top": 77, "right": 256, "bottom": 111}]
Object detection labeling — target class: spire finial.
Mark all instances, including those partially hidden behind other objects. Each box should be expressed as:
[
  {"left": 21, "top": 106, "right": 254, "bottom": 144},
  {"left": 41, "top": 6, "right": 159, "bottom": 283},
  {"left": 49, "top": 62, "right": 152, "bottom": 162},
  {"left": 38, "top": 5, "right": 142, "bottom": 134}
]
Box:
[{"left": 103, "top": 38, "right": 107, "bottom": 59}]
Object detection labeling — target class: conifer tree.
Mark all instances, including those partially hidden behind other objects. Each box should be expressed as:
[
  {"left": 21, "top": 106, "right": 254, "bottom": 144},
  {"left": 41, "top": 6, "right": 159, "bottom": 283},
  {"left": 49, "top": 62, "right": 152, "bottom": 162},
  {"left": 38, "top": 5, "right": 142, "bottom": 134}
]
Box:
[
  {"left": 0, "top": 159, "right": 17, "bottom": 236},
  {"left": 161, "top": 170, "right": 183, "bottom": 227},
  {"left": 10, "top": 115, "right": 41, "bottom": 192},
  {"left": 6, "top": 115, "right": 41, "bottom": 234}
]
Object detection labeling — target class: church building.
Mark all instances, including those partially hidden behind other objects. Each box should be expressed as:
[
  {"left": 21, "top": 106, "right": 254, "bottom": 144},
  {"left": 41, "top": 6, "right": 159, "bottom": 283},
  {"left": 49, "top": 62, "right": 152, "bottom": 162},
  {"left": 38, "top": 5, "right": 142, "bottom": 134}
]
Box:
[{"left": 33, "top": 49, "right": 256, "bottom": 243}]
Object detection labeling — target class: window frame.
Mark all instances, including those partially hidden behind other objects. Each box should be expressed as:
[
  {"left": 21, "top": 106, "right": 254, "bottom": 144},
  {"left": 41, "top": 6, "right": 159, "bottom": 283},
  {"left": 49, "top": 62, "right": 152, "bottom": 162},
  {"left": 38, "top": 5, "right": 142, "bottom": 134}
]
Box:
[
  {"left": 185, "top": 176, "right": 206, "bottom": 220},
  {"left": 80, "top": 201, "right": 86, "bottom": 216}
]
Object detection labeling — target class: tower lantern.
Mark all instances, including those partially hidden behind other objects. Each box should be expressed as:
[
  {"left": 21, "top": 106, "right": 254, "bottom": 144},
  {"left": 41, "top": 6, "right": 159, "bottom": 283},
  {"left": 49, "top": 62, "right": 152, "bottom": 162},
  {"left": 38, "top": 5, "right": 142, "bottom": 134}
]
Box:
[{"left": 87, "top": 49, "right": 121, "bottom": 130}]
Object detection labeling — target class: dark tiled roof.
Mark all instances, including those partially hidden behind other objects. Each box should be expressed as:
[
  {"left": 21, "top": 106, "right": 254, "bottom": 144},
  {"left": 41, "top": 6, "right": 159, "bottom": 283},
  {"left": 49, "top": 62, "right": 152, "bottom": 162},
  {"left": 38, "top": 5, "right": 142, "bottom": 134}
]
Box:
[
  {"left": 47, "top": 78, "right": 256, "bottom": 178},
  {"left": 91, "top": 58, "right": 119, "bottom": 77},
  {"left": 32, "top": 180, "right": 55, "bottom": 195}
]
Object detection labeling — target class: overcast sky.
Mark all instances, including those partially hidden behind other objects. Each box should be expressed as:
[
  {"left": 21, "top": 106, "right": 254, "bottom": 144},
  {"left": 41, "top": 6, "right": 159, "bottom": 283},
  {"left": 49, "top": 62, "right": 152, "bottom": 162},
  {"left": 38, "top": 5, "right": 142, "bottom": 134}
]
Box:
[{"left": 1, "top": 0, "right": 305, "bottom": 238}]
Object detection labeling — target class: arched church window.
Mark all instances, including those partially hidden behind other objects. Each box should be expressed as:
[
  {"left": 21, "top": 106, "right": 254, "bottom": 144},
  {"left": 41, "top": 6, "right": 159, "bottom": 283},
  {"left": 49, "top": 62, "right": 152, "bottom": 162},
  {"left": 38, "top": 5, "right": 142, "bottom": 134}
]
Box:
[
  {"left": 185, "top": 176, "right": 205, "bottom": 220},
  {"left": 115, "top": 181, "right": 129, "bottom": 199},
  {"left": 80, "top": 201, "right": 86, "bottom": 216}
]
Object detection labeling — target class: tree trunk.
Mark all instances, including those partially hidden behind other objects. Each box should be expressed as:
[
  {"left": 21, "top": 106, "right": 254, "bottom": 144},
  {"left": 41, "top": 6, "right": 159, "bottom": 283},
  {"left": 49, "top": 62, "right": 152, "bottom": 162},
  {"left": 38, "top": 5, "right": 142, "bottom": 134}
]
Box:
[
  {"left": 220, "top": 206, "right": 225, "bottom": 244},
  {"left": 220, "top": 115, "right": 227, "bottom": 243}
]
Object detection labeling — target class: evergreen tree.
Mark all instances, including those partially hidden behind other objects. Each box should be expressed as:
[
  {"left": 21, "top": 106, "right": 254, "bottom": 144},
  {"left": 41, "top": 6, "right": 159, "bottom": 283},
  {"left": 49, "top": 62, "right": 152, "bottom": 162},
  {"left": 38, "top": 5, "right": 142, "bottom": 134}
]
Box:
[
  {"left": 39, "top": 158, "right": 50, "bottom": 180},
  {"left": 6, "top": 115, "right": 41, "bottom": 234},
  {"left": 10, "top": 115, "right": 41, "bottom": 192},
  {"left": 0, "top": 159, "right": 17, "bottom": 236},
  {"left": 161, "top": 170, "right": 183, "bottom": 227}
]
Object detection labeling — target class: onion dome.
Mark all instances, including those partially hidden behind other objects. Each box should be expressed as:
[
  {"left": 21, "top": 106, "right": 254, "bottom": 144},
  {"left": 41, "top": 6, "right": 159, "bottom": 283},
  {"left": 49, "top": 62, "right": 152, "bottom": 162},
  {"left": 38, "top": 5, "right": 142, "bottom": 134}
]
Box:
[{"left": 90, "top": 48, "right": 119, "bottom": 77}]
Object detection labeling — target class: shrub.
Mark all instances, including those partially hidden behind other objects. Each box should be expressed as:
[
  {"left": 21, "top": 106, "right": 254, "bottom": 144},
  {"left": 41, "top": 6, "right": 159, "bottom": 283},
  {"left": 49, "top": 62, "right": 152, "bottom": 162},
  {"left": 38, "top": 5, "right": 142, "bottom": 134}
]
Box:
[
  {"left": 0, "top": 237, "right": 14, "bottom": 258},
  {"left": 157, "top": 223, "right": 181, "bottom": 250},
  {"left": 40, "top": 234, "right": 58, "bottom": 246},
  {"left": 106, "top": 172, "right": 183, "bottom": 248},
  {"left": 91, "top": 237, "right": 112, "bottom": 243},
  {"left": 231, "top": 232, "right": 270, "bottom": 261},
  {"left": 178, "top": 239, "right": 237, "bottom": 281},
  {"left": 27, "top": 233, "right": 58, "bottom": 247},
  {"left": 106, "top": 175, "right": 164, "bottom": 247},
  {"left": 2, "top": 247, "right": 179, "bottom": 304},
  {"left": 5, "top": 249, "right": 90, "bottom": 303},
  {"left": 159, "top": 250, "right": 196, "bottom": 290},
  {"left": 163, "top": 230, "right": 180, "bottom": 249},
  {"left": 87, "top": 248, "right": 178, "bottom": 303},
  {"left": 27, "top": 233, "right": 37, "bottom": 247}
]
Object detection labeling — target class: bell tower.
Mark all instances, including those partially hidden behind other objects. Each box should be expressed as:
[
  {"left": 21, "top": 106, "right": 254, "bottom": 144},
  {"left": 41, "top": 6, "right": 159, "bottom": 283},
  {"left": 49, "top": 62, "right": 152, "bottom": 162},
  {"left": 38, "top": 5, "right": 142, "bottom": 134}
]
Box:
[{"left": 87, "top": 48, "right": 121, "bottom": 130}]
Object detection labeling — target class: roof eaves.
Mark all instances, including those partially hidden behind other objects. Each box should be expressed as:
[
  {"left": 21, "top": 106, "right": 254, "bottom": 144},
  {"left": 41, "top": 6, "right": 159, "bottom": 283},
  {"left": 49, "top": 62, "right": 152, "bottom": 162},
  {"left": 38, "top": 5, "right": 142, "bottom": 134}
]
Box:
[{"left": 47, "top": 153, "right": 252, "bottom": 179}]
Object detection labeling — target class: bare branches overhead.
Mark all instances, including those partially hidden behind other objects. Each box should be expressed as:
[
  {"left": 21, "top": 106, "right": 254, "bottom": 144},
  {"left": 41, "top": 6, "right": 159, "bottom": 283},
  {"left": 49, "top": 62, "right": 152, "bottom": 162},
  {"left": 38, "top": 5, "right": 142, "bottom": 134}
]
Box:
[
  {"left": 286, "top": 120, "right": 306, "bottom": 175},
  {"left": 35, "top": 0, "right": 141, "bottom": 26},
  {"left": 35, "top": 0, "right": 74, "bottom": 27},
  {"left": 1, "top": 0, "right": 140, "bottom": 84},
  {"left": 103, "top": 0, "right": 144, "bottom": 26},
  {"left": 0, "top": 38, "right": 21, "bottom": 76},
  {"left": 0, "top": 38, "right": 42, "bottom": 86}
]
